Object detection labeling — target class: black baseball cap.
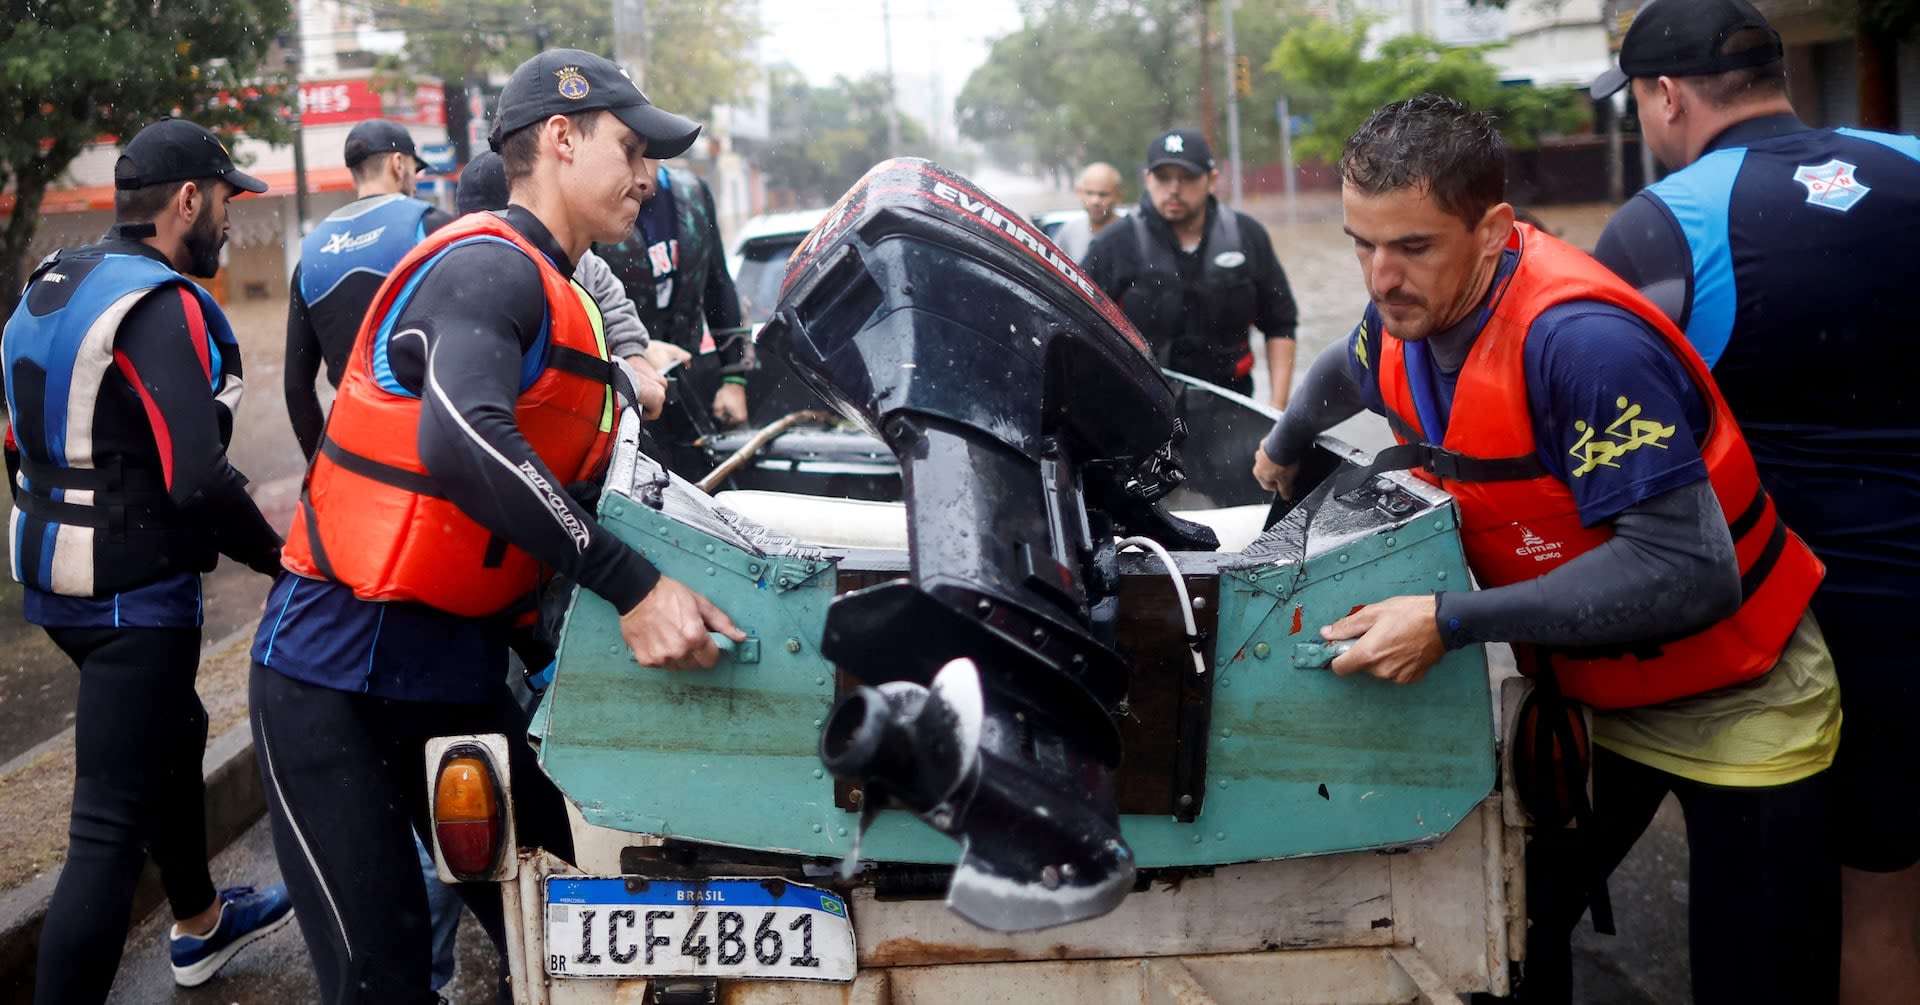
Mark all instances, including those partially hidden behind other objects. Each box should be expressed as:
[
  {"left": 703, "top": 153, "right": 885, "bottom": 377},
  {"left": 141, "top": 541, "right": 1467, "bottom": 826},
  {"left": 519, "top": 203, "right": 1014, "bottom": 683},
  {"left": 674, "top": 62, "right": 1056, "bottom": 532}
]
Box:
[
  {"left": 344, "top": 119, "right": 430, "bottom": 171},
  {"left": 488, "top": 48, "right": 702, "bottom": 159},
  {"left": 1590, "top": 0, "right": 1784, "bottom": 99},
  {"left": 1145, "top": 127, "right": 1214, "bottom": 176},
  {"left": 113, "top": 117, "right": 267, "bottom": 194},
  {"left": 457, "top": 151, "right": 510, "bottom": 215}
]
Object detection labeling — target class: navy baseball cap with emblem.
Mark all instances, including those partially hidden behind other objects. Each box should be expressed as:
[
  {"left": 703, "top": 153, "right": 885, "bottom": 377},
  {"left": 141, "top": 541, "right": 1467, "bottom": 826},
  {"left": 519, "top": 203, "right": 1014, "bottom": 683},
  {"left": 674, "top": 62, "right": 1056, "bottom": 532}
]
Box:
[
  {"left": 1145, "top": 127, "right": 1214, "bottom": 176},
  {"left": 488, "top": 48, "right": 702, "bottom": 159},
  {"left": 113, "top": 117, "right": 268, "bottom": 194},
  {"left": 1590, "top": 0, "right": 1783, "bottom": 100},
  {"left": 344, "top": 119, "right": 430, "bottom": 172}
]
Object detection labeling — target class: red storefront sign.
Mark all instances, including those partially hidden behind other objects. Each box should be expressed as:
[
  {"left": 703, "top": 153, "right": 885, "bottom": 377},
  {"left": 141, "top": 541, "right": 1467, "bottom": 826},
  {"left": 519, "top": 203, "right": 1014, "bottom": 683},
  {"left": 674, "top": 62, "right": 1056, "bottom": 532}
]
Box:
[{"left": 299, "top": 78, "right": 447, "bottom": 127}]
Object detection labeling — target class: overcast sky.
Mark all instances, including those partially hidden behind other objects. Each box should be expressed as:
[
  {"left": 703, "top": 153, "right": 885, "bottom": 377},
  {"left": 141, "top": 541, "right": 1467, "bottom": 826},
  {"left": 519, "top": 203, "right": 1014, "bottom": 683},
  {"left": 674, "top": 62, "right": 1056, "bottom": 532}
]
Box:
[{"left": 756, "top": 0, "right": 1025, "bottom": 92}]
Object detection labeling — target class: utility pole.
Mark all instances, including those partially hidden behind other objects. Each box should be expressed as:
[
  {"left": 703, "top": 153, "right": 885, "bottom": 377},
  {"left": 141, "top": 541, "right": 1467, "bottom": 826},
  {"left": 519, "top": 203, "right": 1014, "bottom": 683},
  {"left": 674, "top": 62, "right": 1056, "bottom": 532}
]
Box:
[
  {"left": 1221, "top": 0, "right": 1243, "bottom": 207},
  {"left": 882, "top": 0, "right": 901, "bottom": 157},
  {"left": 1278, "top": 97, "right": 1296, "bottom": 227},
  {"left": 1198, "top": 0, "right": 1215, "bottom": 149},
  {"left": 613, "top": 0, "right": 648, "bottom": 88},
  {"left": 289, "top": 3, "right": 310, "bottom": 234},
  {"left": 928, "top": 2, "right": 941, "bottom": 158}
]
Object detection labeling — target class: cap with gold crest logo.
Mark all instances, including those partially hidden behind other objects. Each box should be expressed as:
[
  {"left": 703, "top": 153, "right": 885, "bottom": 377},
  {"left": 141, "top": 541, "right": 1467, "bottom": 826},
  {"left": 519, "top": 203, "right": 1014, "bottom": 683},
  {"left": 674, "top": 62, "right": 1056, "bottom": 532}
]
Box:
[{"left": 489, "top": 48, "right": 701, "bottom": 160}]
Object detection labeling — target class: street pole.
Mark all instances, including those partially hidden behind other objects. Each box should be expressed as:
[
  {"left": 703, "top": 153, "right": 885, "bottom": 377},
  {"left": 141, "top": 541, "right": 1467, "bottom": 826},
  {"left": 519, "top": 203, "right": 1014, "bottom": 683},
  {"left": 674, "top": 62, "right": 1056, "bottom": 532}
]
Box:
[
  {"left": 882, "top": 0, "right": 901, "bottom": 157},
  {"left": 1198, "top": 0, "right": 1215, "bottom": 150},
  {"left": 289, "top": 4, "right": 310, "bottom": 234},
  {"left": 1278, "top": 97, "right": 1296, "bottom": 227},
  {"left": 613, "top": 0, "right": 649, "bottom": 88},
  {"left": 1221, "top": 0, "right": 1243, "bottom": 207}
]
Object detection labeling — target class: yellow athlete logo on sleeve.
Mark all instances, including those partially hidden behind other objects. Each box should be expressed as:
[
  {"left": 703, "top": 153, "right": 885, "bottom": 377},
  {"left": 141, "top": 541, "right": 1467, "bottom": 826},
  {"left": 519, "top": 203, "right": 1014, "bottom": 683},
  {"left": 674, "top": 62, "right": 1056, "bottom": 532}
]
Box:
[
  {"left": 1569, "top": 396, "right": 1676, "bottom": 477},
  {"left": 1352, "top": 320, "right": 1370, "bottom": 371}
]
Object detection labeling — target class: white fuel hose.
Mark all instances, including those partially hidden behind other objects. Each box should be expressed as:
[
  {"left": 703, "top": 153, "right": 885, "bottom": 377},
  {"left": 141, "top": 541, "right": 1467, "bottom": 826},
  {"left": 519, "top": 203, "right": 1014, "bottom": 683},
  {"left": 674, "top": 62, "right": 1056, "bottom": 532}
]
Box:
[{"left": 1116, "top": 536, "right": 1206, "bottom": 676}]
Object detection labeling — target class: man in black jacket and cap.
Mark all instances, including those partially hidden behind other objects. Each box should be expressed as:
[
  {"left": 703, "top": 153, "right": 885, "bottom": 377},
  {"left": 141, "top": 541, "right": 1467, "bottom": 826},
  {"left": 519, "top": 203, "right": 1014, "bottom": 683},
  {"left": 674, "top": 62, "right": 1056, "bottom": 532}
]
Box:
[{"left": 1084, "top": 127, "right": 1300, "bottom": 409}]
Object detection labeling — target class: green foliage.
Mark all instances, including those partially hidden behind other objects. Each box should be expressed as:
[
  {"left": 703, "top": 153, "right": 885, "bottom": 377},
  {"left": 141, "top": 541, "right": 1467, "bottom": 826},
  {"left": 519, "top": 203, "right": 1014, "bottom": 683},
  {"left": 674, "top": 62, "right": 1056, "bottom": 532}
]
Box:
[
  {"left": 762, "top": 66, "right": 928, "bottom": 206},
  {"left": 1267, "top": 18, "right": 1588, "bottom": 164},
  {"left": 0, "top": 0, "right": 292, "bottom": 309},
  {"left": 1841, "top": 0, "right": 1920, "bottom": 38},
  {"left": 373, "top": 0, "right": 760, "bottom": 132},
  {"left": 955, "top": 0, "right": 1202, "bottom": 182}
]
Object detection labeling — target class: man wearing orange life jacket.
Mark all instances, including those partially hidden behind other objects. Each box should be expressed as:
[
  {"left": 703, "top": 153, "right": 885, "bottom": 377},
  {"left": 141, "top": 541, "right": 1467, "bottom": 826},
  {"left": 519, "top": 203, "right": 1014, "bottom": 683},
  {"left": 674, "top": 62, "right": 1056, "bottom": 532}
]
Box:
[
  {"left": 248, "top": 50, "right": 744, "bottom": 1004},
  {"left": 1252, "top": 96, "right": 1841, "bottom": 1004}
]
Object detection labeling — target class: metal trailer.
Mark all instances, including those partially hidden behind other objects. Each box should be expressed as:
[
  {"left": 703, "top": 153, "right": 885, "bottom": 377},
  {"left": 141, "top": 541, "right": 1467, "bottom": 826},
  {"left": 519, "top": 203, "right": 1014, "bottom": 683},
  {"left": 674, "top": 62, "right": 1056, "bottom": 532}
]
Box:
[{"left": 434, "top": 419, "right": 1523, "bottom": 1005}]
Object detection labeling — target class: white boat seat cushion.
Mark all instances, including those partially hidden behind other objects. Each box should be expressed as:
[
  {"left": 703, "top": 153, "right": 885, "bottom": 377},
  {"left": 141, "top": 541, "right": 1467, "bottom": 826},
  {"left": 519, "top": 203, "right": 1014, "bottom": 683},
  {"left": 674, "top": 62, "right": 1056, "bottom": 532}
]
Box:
[{"left": 710, "top": 490, "right": 1270, "bottom": 553}]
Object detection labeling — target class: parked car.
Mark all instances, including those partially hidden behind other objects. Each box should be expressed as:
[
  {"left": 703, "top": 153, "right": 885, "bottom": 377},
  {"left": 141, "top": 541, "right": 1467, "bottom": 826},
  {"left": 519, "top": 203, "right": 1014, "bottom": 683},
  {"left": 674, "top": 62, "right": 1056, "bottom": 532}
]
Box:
[
  {"left": 730, "top": 207, "right": 831, "bottom": 327},
  {"left": 1030, "top": 204, "right": 1134, "bottom": 242}
]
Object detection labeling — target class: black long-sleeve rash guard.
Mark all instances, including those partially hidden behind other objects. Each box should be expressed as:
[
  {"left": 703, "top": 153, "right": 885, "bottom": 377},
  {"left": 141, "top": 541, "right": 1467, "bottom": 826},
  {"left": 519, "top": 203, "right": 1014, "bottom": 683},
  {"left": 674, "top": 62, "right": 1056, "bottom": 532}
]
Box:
[
  {"left": 381, "top": 207, "right": 660, "bottom": 612},
  {"left": 1261, "top": 340, "right": 1739, "bottom": 652},
  {"left": 106, "top": 261, "right": 281, "bottom": 572}
]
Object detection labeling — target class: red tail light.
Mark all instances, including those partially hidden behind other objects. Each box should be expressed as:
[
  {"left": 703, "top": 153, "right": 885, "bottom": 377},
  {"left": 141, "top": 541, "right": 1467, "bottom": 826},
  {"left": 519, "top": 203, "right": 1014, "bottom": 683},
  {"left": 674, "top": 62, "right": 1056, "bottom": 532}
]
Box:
[{"left": 434, "top": 746, "right": 505, "bottom": 880}]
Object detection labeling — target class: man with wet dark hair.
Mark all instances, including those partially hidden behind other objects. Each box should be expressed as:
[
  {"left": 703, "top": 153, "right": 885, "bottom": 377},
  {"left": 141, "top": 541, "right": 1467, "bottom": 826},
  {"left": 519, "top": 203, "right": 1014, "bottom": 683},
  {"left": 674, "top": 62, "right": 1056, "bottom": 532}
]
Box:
[
  {"left": 1253, "top": 94, "right": 1840, "bottom": 1004},
  {"left": 1591, "top": 2, "right": 1920, "bottom": 999}
]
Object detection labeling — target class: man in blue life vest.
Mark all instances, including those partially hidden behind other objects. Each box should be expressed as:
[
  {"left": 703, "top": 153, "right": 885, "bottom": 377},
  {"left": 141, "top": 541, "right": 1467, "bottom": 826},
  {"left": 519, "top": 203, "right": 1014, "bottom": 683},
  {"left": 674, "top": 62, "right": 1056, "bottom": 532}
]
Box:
[
  {"left": 250, "top": 50, "right": 743, "bottom": 1004},
  {"left": 1590, "top": 2, "right": 1920, "bottom": 999},
  {"left": 284, "top": 119, "right": 454, "bottom": 460},
  {"left": 1083, "top": 127, "right": 1299, "bottom": 409},
  {"left": 2, "top": 117, "right": 293, "bottom": 1003},
  {"left": 1250, "top": 95, "right": 1841, "bottom": 1004}
]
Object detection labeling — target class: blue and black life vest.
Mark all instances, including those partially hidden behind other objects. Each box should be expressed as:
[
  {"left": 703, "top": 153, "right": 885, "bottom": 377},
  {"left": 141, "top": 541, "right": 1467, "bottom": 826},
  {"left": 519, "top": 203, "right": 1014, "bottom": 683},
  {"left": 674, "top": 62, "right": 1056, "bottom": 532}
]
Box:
[
  {"left": 3, "top": 249, "right": 236, "bottom": 596},
  {"left": 298, "top": 194, "right": 435, "bottom": 381}
]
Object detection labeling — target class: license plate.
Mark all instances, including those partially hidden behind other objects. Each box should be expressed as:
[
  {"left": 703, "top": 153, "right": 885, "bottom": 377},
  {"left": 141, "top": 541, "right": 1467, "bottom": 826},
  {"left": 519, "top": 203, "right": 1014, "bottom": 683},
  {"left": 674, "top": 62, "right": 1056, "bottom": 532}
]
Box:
[{"left": 544, "top": 877, "right": 856, "bottom": 982}]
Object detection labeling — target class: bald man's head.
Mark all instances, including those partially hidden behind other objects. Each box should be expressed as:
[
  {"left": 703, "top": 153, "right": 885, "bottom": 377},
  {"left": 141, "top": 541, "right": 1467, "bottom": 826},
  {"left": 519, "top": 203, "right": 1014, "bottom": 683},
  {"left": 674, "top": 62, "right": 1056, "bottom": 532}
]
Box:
[{"left": 1076, "top": 162, "right": 1124, "bottom": 228}]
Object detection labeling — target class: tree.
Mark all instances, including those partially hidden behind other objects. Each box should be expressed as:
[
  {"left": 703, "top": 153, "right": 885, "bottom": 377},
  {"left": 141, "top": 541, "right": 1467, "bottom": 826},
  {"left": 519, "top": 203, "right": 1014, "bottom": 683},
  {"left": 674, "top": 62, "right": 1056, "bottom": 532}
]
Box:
[
  {"left": 1267, "top": 18, "right": 1588, "bottom": 165},
  {"left": 0, "top": 0, "right": 292, "bottom": 313},
  {"left": 955, "top": 0, "right": 1203, "bottom": 182},
  {"left": 762, "top": 67, "right": 928, "bottom": 207},
  {"left": 373, "top": 0, "right": 760, "bottom": 162}
]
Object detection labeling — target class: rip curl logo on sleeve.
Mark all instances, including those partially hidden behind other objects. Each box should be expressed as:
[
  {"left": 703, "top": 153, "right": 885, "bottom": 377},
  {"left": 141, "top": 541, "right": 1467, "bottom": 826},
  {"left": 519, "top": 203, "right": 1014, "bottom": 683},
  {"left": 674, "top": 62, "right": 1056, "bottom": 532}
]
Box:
[
  {"left": 1568, "top": 396, "right": 1676, "bottom": 477},
  {"left": 1792, "top": 159, "right": 1870, "bottom": 212},
  {"left": 556, "top": 67, "right": 590, "bottom": 100}
]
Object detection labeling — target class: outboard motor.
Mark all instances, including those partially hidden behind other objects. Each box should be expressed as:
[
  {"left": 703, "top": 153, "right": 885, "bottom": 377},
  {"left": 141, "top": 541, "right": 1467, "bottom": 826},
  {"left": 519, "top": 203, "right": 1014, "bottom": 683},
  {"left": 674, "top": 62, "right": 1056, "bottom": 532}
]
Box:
[{"left": 758, "top": 159, "right": 1216, "bottom": 932}]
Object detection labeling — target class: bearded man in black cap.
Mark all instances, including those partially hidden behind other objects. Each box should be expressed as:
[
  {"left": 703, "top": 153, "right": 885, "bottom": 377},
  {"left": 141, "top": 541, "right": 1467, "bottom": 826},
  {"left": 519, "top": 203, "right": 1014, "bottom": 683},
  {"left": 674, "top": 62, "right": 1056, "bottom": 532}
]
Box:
[
  {"left": 248, "top": 51, "right": 742, "bottom": 1003},
  {"left": 1083, "top": 127, "right": 1299, "bottom": 409},
  {"left": 2, "top": 116, "right": 292, "bottom": 1003},
  {"left": 284, "top": 119, "right": 454, "bottom": 460}
]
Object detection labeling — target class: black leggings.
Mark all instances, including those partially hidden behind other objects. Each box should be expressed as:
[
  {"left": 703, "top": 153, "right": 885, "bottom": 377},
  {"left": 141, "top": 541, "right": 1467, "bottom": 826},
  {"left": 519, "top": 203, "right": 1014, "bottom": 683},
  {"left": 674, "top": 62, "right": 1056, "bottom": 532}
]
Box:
[
  {"left": 250, "top": 663, "right": 575, "bottom": 1005},
  {"left": 35, "top": 626, "right": 217, "bottom": 1005},
  {"left": 1522, "top": 746, "right": 1839, "bottom": 1005}
]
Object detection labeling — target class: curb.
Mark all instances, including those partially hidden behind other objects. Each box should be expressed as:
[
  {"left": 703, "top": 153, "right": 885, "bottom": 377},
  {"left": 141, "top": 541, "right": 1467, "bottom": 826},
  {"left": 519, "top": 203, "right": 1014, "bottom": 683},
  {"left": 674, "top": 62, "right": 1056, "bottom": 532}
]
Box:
[{"left": 0, "top": 630, "right": 268, "bottom": 1003}]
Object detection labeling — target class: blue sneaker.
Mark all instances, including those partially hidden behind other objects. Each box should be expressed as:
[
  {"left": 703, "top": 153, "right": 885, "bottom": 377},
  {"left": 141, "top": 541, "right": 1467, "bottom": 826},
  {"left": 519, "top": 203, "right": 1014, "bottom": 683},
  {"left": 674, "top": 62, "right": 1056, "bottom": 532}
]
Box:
[{"left": 168, "top": 884, "right": 295, "bottom": 987}]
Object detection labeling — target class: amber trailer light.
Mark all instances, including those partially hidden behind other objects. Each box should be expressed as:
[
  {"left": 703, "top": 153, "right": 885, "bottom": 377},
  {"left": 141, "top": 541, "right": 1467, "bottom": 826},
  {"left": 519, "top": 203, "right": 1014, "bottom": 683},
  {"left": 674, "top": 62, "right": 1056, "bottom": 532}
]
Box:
[{"left": 425, "top": 734, "right": 518, "bottom": 883}]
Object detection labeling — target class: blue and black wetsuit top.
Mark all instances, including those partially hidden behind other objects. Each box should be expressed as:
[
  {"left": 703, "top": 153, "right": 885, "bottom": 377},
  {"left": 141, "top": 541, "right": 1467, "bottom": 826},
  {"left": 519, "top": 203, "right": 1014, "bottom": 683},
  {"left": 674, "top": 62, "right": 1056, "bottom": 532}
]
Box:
[
  {"left": 285, "top": 194, "right": 452, "bottom": 458},
  {"left": 1594, "top": 115, "right": 1920, "bottom": 601}
]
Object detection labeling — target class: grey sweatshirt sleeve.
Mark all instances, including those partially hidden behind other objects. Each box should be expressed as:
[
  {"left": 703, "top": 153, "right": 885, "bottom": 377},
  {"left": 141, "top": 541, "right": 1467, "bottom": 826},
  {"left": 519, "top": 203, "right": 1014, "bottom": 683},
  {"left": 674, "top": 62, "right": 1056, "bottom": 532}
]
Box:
[
  {"left": 1433, "top": 480, "right": 1742, "bottom": 651},
  {"left": 577, "top": 249, "right": 650, "bottom": 358}
]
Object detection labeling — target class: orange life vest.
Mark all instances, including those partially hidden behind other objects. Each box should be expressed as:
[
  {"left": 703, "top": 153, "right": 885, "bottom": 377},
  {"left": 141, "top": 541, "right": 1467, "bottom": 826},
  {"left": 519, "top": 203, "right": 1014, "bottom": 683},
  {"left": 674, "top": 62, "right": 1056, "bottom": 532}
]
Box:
[
  {"left": 282, "top": 213, "right": 620, "bottom": 618},
  {"left": 1376, "top": 223, "right": 1822, "bottom": 710}
]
